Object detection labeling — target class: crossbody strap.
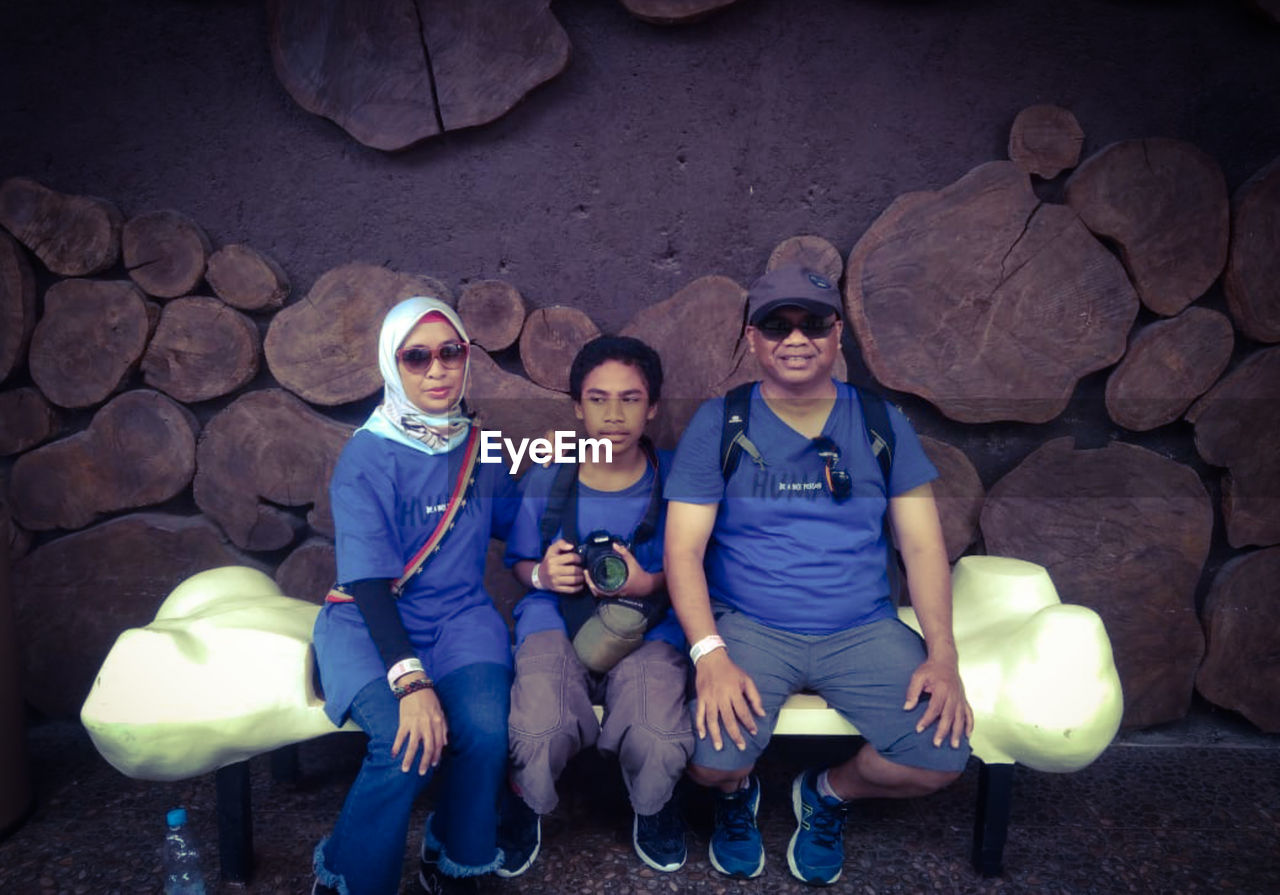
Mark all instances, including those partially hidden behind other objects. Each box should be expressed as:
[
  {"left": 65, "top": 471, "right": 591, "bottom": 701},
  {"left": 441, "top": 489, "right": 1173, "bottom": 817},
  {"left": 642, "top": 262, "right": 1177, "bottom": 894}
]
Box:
[{"left": 326, "top": 425, "right": 483, "bottom": 603}]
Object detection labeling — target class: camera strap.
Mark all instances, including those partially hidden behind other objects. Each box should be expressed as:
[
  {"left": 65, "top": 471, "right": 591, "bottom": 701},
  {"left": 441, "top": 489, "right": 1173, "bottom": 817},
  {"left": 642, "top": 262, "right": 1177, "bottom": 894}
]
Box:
[
  {"left": 535, "top": 437, "right": 665, "bottom": 638},
  {"left": 537, "top": 436, "right": 662, "bottom": 556}
]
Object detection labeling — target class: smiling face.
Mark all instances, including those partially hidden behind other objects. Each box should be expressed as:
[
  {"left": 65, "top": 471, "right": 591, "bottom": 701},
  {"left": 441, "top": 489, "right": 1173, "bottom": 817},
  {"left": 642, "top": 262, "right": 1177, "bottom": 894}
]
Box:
[
  {"left": 396, "top": 315, "right": 467, "bottom": 415},
  {"left": 746, "top": 306, "right": 842, "bottom": 394},
  {"left": 573, "top": 359, "right": 657, "bottom": 461}
]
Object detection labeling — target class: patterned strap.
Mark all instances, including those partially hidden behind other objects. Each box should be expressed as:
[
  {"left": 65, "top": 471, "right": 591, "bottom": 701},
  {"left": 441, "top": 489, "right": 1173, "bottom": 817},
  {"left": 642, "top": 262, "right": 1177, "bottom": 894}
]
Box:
[{"left": 325, "top": 426, "right": 483, "bottom": 603}]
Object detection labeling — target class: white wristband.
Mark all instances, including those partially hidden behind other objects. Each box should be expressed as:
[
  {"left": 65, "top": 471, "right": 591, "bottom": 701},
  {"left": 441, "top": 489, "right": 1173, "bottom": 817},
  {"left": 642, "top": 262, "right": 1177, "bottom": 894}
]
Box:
[
  {"left": 689, "top": 634, "right": 726, "bottom": 665},
  {"left": 387, "top": 657, "right": 424, "bottom": 687},
  {"left": 530, "top": 562, "right": 544, "bottom": 590}
]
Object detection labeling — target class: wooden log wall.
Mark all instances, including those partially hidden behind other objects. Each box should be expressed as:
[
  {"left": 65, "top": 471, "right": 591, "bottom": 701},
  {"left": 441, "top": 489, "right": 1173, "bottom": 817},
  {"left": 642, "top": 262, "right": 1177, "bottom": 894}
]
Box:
[{"left": 2, "top": 108, "right": 1278, "bottom": 732}]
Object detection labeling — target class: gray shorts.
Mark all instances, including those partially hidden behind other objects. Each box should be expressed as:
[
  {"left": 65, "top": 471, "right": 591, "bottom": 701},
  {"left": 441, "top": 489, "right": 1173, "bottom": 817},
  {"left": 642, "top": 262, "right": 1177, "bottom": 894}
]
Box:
[{"left": 691, "top": 606, "right": 971, "bottom": 773}]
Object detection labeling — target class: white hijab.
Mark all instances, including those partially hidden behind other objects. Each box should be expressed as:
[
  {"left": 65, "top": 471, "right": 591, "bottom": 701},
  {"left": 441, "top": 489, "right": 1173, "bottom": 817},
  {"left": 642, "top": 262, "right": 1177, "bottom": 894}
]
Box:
[{"left": 358, "top": 296, "right": 473, "bottom": 455}]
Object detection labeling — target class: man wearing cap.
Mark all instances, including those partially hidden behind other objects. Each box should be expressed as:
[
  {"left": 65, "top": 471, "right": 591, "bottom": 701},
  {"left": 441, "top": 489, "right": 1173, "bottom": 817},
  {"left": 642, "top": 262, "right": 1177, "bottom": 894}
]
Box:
[{"left": 663, "top": 265, "right": 973, "bottom": 885}]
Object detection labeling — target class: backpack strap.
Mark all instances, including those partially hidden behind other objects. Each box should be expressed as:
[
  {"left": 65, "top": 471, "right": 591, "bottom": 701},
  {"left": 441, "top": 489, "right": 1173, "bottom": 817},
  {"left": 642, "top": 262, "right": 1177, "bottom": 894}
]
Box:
[
  {"left": 852, "top": 385, "right": 904, "bottom": 602},
  {"left": 538, "top": 460, "right": 581, "bottom": 556},
  {"left": 853, "top": 385, "right": 894, "bottom": 486},
  {"left": 538, "top": 437, "right": 663, "bottom": 555},
  {"left": 720, "top": 382, "right": 766, "bottom": 481}
]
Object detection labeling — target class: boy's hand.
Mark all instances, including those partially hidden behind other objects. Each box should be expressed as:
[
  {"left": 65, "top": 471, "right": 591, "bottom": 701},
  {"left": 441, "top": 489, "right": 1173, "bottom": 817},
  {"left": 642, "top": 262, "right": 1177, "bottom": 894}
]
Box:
[
  {"left": 539, "top": 538, "right": 585, "bottom": 593},
  {"left": 584, "top": 542, "right": 652, "bottom": 599}
]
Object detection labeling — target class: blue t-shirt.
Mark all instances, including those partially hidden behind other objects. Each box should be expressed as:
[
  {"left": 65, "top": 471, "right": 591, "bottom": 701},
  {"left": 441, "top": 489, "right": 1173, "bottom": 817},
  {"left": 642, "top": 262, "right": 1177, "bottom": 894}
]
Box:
[
  {"left": 504, "top": 450, "right": 684, "bottom": 651},
  {"left": 313, "top": 429, "right": 519, "bottom": 724},
  {"left": 663, "top": 381, "right": 937, "bottom": 635}
]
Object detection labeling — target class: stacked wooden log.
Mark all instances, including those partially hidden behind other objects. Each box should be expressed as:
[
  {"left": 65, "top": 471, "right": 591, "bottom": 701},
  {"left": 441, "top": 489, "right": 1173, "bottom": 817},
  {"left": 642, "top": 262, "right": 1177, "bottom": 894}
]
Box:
[
  {"left": 263, "top": 0, "right": 748, "bottom": 151},
  {"left": 842, "top": 116, "right": 1279, "bottom": 729},
  {"left": 3, "top": 112, "right": 1278, "bottom": 731}
]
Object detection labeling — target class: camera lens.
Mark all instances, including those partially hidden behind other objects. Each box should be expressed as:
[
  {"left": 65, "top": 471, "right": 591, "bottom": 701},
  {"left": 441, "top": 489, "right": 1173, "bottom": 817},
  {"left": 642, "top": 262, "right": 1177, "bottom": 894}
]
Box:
[{"left": 591, "top": 553, "right": 629, "bottom": 594}]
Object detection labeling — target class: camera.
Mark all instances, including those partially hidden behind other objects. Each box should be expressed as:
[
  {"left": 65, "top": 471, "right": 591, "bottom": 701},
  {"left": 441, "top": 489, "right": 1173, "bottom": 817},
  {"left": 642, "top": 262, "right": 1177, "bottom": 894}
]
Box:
[{"left": 576, "top": 530, "right": 629, "bottom": 595}]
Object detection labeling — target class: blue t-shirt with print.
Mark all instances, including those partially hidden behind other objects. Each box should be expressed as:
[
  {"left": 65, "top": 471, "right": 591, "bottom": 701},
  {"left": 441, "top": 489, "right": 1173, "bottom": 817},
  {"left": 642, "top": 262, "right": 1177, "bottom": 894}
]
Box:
[
  {"left": 313, "top": 429, "right": 519, "bottom": 725},
  {"left": 504, "top": 450, "right": 684, "bottom": 651},
  {"left": 663, "top": 381, "right": 937, "bottom": 635}
]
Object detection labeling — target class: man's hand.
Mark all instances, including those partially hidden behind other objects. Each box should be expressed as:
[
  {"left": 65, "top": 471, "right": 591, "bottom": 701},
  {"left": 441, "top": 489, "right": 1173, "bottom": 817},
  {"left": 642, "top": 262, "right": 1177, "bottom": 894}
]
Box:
[
  {"left": 693, "top": 650, "right": 766, "bottom": 752},
  {"left": 538, "top": 538, "right": 585, "bottom": 593},
  {"left": 392, "top": 681, "right": 448, "bottom": 774},
  {"left": 583, "top": 542, "right": 653, "bottom": 599},
  {"left": 903, "top": 656, "right": 973, "bottom": 749}
]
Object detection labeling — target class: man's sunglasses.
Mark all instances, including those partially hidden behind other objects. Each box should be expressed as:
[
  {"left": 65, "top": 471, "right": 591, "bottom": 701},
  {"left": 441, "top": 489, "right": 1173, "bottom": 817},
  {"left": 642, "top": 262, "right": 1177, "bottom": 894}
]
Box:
[
  {"left": 396, "top": 341, "right": 469, "bottom": 374},
  {"left": 812, "top": 436, "right": 853, "bottom": 502},
  {"left": 754, "top": 314, "right": 837, "bottom": 341}
]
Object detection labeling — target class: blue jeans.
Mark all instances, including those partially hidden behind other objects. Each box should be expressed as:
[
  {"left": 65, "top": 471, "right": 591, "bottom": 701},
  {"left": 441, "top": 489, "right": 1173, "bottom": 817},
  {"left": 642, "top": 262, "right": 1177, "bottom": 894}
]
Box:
[{"left": 315, "top": 662, "right": 511, "bottom": 895}]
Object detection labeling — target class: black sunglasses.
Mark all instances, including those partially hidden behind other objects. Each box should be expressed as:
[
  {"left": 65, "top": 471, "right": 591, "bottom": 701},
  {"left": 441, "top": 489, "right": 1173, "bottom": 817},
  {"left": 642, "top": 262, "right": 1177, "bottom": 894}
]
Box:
[
  {"left": 812, "top": 436, "right": 853, "bottom": 502},
  {"left": 396, "top": 341, "right": 469, "bottom": 374},
  {"left": 755, "top": 314, "right": 837, "bottom": 341}
]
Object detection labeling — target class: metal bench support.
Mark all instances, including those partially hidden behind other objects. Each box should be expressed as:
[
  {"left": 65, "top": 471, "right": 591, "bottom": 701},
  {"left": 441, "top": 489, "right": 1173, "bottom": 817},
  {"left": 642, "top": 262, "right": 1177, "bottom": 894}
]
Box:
[
  {"left": 215, "top": 759, "right": 253, "bottom": 884},
  {"left": 972, "top": 761, "right": 1014, "bottom": 876}
]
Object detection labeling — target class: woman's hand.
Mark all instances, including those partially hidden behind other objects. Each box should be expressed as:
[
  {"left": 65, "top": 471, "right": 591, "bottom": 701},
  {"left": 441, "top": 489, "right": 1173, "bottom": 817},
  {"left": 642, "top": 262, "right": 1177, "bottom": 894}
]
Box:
[
  {"left": 539, "top": 538, "right": 585, "bottom": 593},
  {"left": 391, "top": 674, "right": 448, "bottom": 774}
]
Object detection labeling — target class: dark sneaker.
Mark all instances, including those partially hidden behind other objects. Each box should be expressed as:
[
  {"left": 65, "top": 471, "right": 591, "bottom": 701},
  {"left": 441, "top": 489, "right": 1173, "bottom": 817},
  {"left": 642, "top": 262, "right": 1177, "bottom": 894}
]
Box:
[
  {"left": 417, "top": 819, "right": 478, "bottom": 894},
  {"left": 633, "top": 798, "right": 687, "bottom": 872},
  {"left": 417, "top": 864, "right": 477, "bottom": 895},
  {"left": 708, "top": 775, "right": 765, "bottom": 879},
  {"left": 787, "top": 769, "right": 850, "bottom": 885},
  {"left": 495, "top": 793, "right": 541, "bottom": 878}
]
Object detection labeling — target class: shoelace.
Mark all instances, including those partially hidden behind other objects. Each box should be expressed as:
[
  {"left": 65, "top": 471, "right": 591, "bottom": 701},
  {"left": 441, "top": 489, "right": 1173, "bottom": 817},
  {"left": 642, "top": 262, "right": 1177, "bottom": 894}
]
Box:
[
  {"left": 804, "top": 794, "right": 849, "bottom": 848},
  {"left": 715, "top": 788, "right": 757, "bottom": 841},
  {"left": 639, "top": 804, "right": 683, "bottom": 850}
]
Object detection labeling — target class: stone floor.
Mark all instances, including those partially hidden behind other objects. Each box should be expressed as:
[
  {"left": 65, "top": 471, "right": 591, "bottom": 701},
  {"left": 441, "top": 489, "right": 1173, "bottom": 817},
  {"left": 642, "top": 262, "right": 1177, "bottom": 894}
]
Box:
[{"left": 2, "top": 707, "right": 1277, "bottom": 895}]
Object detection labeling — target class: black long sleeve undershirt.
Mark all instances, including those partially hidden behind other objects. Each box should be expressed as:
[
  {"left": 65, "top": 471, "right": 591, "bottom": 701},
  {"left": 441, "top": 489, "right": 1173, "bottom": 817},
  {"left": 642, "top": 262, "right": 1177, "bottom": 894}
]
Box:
[{"left": 346, "top": 578, "right": 416, "bottom": 672}]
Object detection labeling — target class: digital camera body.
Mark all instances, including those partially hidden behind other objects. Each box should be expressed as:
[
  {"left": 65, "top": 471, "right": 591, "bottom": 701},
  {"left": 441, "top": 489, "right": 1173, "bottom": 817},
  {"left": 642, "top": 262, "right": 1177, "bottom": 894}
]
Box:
[{"left": 576, "top": 529, "right": 630, "bottom": 595}]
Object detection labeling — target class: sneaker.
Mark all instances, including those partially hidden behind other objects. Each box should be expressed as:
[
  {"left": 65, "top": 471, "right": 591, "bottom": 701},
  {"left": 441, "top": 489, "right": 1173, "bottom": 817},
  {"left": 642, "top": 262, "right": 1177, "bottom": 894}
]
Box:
[
  {"left": 787, "top": 769, "right": 850, "bottom": 885},
  {"left": 417, "top": 818, "right": 478, "bottom": 895},
  {"left": 494, "top": 792, "right": 541, "bottom": 878},
  {"left": 708, "top": 775, "right": 765, "bottom": 879},
  {"left": 417, "top": 865, "right": 477, "bottom": 895},
  {"left": 633, "top": 798, "right": 687, "bottom": 872}
]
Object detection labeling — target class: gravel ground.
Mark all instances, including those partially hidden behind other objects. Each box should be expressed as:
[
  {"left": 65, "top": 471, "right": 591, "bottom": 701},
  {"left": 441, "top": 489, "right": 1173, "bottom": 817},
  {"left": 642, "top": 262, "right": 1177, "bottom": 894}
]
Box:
[{"left": 2, "top": 719, "right": 1278, "bottom": 894}]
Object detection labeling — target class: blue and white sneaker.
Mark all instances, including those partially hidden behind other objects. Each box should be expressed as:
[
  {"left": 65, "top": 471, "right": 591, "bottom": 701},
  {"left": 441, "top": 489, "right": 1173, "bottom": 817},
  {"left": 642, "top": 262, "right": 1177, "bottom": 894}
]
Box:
[
  {"left": 708, "top": 775, "right": 765, "bottom": 879},
  {"left": 495, "top": 792, "right": 541, "bottom": 878},
  {"left": 787, "top": 769, "right": 850, "bottom": 885},
  {"left": 633, "top": 797, "right": 687, "bottom": 871}
]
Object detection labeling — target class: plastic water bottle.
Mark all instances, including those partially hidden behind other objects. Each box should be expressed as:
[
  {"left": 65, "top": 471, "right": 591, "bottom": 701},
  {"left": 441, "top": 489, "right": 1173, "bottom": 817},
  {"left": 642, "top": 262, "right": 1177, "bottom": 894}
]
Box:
[{"left": 162, "top": 807, "right": 207, "bottom": 894}]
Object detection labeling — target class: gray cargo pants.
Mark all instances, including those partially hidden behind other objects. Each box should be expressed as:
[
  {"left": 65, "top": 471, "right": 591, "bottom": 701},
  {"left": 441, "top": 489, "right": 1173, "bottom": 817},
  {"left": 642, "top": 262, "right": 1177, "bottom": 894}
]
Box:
[{"left": 508, "top": 629, "right": 694, "bottom": 816}]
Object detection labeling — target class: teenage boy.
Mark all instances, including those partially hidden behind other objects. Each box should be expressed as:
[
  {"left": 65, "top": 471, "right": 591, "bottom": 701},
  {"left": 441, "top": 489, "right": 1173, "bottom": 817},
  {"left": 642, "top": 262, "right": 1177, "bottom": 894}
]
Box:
[
  {"left": 498, "top": 336, "right": 694, "bottom": 878},
  {"left": 663, "top": 266, "right": 974, "bottom": 885}
]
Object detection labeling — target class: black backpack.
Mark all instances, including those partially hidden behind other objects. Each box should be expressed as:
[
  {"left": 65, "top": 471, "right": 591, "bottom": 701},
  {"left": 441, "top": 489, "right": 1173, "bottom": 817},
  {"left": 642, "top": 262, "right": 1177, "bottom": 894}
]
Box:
[{"left": 718, "top": 333, "right": 904, "bottom": 600}]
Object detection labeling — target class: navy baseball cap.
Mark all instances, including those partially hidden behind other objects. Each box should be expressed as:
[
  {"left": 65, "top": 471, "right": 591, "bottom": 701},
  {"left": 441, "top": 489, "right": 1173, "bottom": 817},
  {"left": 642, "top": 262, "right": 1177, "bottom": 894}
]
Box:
[{"left": 746, "top": 265, "right": 842, "bottom": 325}]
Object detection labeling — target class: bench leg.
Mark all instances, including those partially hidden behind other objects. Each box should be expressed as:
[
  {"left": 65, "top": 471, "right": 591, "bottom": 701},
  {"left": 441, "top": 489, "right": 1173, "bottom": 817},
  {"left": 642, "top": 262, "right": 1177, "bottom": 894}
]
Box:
[
  {"left": 971, "top": 761, "right": 1013, "bottom": 877},
  {"left": 215, "top": 760, "right": 254, "bottom": 884},
  {"left": 270, "top": 743, "right": 300, "bottom": 784}
]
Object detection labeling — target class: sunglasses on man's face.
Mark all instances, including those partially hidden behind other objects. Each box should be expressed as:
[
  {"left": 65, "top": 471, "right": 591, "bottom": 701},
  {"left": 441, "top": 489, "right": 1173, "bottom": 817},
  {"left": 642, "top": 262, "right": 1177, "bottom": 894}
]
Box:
[
  {"left": 754, "top": 314, "right": 837, "bottom": 341},
  {"left": 812, "top": 436, "right": 853, "bottom": 502},
  {"left": 396, "top": 341, "right": 469, "bottom": 375}
]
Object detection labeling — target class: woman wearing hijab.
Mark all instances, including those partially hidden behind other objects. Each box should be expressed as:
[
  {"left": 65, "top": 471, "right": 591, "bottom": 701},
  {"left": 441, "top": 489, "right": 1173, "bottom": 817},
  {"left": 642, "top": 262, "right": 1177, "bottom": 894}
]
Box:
[{"left": 312, "top": 297, "right": 516, "bottom": 895}]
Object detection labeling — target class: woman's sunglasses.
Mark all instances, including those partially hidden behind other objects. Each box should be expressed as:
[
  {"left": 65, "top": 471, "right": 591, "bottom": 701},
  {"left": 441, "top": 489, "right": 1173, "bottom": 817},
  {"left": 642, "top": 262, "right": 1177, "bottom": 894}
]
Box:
[
  {"left": 812, "top": 436, "right": 853, "bottom": 502},
  {"left": 755, "top": 314, "right": 837, "bottom": 341},
  {"left": 396, "top": 341, "right": 469, "bottom": 374}
]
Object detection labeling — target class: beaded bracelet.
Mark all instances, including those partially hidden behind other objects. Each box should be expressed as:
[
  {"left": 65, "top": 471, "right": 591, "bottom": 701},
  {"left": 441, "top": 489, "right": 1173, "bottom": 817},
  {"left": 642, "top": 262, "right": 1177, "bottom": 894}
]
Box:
[{"left": 392, "top": 678, "right": 434, "bottom": 700}]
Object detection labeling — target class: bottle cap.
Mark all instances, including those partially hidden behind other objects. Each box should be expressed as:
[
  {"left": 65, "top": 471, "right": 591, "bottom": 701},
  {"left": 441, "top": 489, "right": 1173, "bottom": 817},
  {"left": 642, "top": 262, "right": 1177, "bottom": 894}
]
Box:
[{"left": 167, "top": 807, "right": 188, "bottom": 827}]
